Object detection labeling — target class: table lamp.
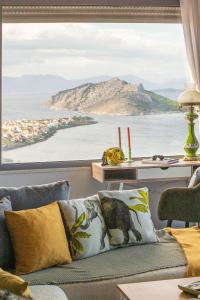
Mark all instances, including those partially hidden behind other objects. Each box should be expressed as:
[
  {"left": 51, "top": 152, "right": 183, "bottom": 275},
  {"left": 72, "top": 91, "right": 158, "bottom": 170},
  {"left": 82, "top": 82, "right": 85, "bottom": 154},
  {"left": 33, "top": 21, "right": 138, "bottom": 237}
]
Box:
[{"left": 178, "top": 88, "right": 200, "bottom": 161}]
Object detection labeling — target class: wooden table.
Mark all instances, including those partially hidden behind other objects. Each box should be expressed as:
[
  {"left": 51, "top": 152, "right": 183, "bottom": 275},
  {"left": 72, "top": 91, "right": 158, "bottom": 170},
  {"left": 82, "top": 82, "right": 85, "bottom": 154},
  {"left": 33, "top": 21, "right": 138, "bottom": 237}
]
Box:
[
  {"left": 92, "top": 160, "right": 200, "bottom": 189},
  {"left": 118, "top": 278, "right": 200, "bottom": 300}
]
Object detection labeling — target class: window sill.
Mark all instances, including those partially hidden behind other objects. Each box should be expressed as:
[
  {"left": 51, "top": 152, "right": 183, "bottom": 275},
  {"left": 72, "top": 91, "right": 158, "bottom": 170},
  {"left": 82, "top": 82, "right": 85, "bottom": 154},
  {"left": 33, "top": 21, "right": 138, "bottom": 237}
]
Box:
[
  {"left": 0, "top": 155, "right": 183, "bottom": 172},
  {"left": 0, "top": 160, "right": 96, "bottom": 172}
]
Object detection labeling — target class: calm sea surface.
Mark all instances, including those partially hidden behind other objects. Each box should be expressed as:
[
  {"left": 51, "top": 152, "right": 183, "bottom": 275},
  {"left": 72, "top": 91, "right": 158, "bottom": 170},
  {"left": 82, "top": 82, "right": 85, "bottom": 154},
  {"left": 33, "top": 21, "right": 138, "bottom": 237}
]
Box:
[{"left": 2, "top": 93, "right": 198, "bottom": 163}]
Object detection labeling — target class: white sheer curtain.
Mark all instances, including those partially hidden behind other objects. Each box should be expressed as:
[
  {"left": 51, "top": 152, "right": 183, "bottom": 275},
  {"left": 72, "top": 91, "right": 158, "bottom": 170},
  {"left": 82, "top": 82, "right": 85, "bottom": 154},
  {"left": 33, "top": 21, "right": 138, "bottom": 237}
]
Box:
[{"left": 180, "top": 0, "right": 200, "bottom": 91}]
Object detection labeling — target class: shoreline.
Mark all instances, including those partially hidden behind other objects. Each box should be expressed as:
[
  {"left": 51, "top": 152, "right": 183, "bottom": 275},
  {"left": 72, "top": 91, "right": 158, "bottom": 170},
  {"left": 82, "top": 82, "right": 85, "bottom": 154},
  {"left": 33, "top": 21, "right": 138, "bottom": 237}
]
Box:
[
  {"left": 86, "top": 110, "right": 181, "bottom": 117},
  {"left": 3, "top": 116, "right": 97, "bottom": 151},
  {"left": 50, "top": 107, "right": 182, "bottom": 116}
]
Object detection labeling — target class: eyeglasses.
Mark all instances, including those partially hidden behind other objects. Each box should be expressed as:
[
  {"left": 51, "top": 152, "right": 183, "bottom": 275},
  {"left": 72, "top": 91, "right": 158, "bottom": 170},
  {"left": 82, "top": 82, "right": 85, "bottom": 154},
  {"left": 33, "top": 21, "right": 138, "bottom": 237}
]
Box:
[{"left": 152, "top": 155, "right": 164, "bottom": 161}]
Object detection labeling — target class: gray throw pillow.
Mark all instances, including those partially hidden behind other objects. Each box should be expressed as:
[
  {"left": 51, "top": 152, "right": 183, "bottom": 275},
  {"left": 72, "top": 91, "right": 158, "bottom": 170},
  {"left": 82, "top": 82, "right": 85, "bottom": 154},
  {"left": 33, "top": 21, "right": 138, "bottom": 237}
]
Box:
[
  {"left": 59, "top": 195, "right": 110, "bottom": 260},
  {"left": 98, "top": 188, "right": 159, "bottom": 248},
  {"left": 0, "top": 196, "right": 14, "bottom": 268},
  {"left": 0, "top": 180, "right": 70, "bottom": 211}
]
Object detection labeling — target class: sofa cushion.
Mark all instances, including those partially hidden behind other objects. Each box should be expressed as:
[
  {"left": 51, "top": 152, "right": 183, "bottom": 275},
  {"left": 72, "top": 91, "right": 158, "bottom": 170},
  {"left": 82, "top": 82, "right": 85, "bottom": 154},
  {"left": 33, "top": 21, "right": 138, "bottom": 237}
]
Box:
[
  {"left": 98, "top": 188, "right": 158, "bottom": 247},
  {"left": 0, "top": 180, "right": 70, "bottom": 211},
  {"left": 22, "top": 230, "right": 186, "bottom": 286},
  {"left": 5, "top": 202, "right": 72, "bottom": 275},
  {"left": 0, "top": 197, "right": 14, "bottom": 268},
  {"left": 59, "top": 195, "right": 110, "bottom": 260}
]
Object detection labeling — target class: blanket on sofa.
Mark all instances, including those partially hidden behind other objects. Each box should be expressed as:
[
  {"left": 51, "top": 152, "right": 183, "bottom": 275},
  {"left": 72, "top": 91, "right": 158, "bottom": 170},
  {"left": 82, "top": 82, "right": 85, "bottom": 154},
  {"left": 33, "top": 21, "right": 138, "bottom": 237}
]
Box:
[
  {"left": 165, "top": 226, "right": 200, "bottom": 277},
  {"left": 22, "top": 230, "right": 186, "bottom": 285}
]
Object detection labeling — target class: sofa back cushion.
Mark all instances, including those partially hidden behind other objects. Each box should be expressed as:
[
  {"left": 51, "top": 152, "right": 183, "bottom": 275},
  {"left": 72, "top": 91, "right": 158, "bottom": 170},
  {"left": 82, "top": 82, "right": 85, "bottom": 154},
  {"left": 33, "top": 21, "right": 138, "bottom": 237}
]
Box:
[
  {"left": 0, "top": 180, "right": 70, "bottom": 211},
  {"left": 0, "top": 197, "right": 14, "bottom": 268},
  {"left": 98, "top": 188, "right": 159, "bottom": 248}
]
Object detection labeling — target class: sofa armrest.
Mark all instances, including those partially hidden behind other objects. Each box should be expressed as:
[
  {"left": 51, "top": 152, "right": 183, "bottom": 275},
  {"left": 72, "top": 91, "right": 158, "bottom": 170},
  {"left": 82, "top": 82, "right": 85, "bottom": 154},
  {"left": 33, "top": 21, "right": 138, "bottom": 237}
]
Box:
[{"left": 30, "top": 285, "right": 68, "bottom": 300}]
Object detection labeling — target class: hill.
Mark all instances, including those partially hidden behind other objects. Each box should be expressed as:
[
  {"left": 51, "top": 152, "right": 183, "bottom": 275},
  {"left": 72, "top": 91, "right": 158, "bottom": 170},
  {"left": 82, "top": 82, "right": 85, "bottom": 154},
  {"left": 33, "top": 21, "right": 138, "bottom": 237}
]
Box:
[{"left": 50, "top": 78, "right": 178, "bottom": 116}]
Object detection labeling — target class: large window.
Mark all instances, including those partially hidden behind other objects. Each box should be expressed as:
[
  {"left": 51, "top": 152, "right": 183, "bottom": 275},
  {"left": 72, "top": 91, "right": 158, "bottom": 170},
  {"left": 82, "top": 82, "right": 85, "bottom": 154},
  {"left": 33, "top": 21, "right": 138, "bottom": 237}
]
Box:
[{"left": 1, "top": 6, "right": 192, "bottom": 164}]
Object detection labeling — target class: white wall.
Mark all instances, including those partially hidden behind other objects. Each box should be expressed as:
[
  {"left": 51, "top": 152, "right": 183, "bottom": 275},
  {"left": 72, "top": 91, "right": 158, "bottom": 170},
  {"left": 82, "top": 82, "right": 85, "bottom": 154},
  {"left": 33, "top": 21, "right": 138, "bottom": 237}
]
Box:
[
  {"left": 0, "top": 167, "right": 107, "bottom": 197},
  {"left": 0, "top": 167, "right": 188, "bottom": 229}
]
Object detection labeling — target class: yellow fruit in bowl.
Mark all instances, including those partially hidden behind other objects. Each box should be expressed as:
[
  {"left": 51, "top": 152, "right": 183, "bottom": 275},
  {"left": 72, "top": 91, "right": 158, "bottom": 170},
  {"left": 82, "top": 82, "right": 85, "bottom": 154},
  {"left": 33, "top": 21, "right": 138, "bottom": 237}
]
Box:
[{"left": 102, "top": 147, "right": 125, "bottom": 166}]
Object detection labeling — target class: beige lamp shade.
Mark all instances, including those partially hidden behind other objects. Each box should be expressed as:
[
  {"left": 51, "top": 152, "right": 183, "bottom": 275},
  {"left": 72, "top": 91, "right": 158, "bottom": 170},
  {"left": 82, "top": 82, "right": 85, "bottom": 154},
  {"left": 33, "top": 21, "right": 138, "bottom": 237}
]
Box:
[{"left": 178, "top": 89, "right": 200, "bottom": 106}]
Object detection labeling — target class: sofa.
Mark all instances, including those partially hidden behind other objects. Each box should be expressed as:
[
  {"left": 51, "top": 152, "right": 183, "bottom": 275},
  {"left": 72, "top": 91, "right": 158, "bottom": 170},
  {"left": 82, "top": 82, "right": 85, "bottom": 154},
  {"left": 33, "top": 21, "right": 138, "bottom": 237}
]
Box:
[
  {"left": 24, "top": 229, "right": 186, "bottom": 300},
  {"left": 1, "top": 176, "right": 199, "bottom": 300}
]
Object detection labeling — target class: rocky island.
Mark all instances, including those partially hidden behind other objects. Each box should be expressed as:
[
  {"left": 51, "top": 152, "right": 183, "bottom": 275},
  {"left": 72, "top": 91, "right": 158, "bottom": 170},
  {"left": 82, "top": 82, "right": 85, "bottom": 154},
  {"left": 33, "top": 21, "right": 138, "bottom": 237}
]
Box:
[
  {"left": 3, "top": 116, "right": 96, "bottom": 150},
  {"left": 51, "top": 77, "right": 178, "bottom": 115}
]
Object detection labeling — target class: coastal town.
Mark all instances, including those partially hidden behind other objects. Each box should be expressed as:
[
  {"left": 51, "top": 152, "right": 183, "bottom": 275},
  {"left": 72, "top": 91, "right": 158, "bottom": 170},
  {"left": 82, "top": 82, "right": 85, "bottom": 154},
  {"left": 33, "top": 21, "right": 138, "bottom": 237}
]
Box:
[{"left": 2, "top": 116, "right": 96, "bottom": 150}]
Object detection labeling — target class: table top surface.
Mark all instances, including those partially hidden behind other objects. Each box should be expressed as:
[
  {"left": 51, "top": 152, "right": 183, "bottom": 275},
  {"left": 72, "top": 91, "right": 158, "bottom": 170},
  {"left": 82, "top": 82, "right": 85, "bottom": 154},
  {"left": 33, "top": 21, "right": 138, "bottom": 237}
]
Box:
[
  {"left": 118, "top": 278, "right": 200, "bottom": 300},
  {"left": 92, "top": 160, "right": 200, "bottom": 170}
]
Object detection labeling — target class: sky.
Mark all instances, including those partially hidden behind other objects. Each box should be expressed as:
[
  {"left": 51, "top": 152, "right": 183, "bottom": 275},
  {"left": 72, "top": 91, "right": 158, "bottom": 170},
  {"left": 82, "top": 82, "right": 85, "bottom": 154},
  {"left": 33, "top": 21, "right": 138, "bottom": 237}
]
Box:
[{"left": 2, "top": 22, "right": 190, "bottom": 84}]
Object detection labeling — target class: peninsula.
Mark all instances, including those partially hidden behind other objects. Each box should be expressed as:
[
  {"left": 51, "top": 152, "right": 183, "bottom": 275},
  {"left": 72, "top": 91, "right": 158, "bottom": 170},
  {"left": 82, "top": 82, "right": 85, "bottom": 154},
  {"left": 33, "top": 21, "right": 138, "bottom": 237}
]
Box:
[{"left": 3, "top": 116, "right": 96, "bottom": 150}]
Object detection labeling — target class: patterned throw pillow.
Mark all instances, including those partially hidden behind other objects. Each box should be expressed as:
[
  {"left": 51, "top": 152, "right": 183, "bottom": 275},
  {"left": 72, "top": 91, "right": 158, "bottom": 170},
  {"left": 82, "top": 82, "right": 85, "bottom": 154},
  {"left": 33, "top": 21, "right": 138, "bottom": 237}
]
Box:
[
  {"left": 0, "top": 267, "right": 31, "bottom": 298},
  {"left": 0, "top": 290, "right": 28, "bottom": 300},
  {"left": 98, "top": 188, "right": 159, "bottom": 247},
  {"left": 59, "top": 195, "right": 110, "bottom": 260}
]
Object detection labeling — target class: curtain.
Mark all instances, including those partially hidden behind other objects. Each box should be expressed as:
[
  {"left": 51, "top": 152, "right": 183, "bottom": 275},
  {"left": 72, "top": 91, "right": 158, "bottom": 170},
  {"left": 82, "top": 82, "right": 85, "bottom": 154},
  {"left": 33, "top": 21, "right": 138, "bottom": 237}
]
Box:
[{"left": 180, "top": 0, "right": 200, "bottom": 91}]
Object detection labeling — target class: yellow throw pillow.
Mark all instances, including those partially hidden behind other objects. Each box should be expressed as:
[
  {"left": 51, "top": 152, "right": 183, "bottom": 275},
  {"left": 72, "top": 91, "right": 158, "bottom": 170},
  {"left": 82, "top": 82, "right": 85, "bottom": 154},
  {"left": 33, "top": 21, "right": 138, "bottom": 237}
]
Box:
[
  {"left": 5, "top": 202, "right": 72, "bottom": 275},
  {"left": 0, "top": 268, "right": 32, "bottom": 298}
]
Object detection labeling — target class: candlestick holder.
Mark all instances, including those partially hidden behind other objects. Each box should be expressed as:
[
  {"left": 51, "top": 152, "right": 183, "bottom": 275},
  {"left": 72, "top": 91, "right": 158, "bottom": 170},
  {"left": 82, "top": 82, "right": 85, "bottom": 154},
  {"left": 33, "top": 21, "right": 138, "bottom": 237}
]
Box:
[{"left": 125, "top": 149, "right": 134, "bottom": 163}]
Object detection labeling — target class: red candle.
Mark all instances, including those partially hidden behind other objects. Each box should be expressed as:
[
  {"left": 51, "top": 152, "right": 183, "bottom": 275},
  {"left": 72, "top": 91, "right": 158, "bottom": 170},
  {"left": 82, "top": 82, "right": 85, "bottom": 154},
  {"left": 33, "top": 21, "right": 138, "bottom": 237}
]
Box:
[{"left": 127, "top": 127, "right": 131, "bottom": 150}]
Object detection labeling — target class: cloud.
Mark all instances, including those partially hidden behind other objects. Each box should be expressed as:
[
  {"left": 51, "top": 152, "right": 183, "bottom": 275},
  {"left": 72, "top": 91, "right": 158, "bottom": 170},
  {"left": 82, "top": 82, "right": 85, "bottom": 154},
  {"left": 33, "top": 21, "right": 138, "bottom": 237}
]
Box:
[{"left": 2, "top": 23, "right": 189, "bottom": 83}]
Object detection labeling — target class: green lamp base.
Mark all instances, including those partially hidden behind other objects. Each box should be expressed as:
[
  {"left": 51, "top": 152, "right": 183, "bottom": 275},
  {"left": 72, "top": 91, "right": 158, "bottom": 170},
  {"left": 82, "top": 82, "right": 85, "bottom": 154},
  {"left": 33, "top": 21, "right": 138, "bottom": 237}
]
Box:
[{"left": 183, "top": 106, "right": 199, "bottom": 161}]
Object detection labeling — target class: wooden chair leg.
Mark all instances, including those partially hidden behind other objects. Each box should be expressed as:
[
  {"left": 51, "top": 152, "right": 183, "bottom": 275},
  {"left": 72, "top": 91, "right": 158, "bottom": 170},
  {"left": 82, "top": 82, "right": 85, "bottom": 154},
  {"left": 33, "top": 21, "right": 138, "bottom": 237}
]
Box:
[
  {"left": 185, "top": 222, "right": 189, "bottom": 228},
  {"left": 167, "top": 220, "right": 172, "bottom": 227},
  {"left": 167, "top": 220, "right": 190, "bottom": 228}
]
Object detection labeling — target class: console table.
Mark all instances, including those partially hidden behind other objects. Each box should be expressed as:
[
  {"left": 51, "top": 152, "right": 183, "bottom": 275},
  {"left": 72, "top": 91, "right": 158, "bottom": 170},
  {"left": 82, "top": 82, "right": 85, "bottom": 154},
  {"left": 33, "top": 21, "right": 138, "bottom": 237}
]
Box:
[{"left": 92, "top": 160, "right": 200, "bottom": 189}]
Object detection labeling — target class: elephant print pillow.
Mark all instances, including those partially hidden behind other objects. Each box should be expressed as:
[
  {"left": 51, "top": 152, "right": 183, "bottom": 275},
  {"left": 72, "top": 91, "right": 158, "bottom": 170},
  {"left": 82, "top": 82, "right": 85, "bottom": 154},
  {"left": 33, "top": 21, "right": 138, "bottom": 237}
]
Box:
[
  {"left": 98, "top": 188, "right": 159, "bottom": 247},
  {"left": 59, "top": 195, "right": 110, "bottom": 260}
]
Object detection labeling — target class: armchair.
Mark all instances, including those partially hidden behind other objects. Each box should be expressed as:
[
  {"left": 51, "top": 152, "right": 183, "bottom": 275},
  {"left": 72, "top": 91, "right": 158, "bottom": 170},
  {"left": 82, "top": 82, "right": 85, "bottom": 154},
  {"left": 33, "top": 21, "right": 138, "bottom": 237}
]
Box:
[{"left": 158, "top": 167, "right": 200, "bottom": 227}]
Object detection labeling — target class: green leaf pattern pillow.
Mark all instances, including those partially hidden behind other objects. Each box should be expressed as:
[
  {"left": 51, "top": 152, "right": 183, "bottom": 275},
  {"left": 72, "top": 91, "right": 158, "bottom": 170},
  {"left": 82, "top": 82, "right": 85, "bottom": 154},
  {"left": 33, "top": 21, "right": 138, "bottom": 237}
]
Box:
[
  {"left": 59, "top": 195, "right": 110, "bottom": 260},
  {"left": 98, "top": 188, "right": 158, "bottom": 247}
]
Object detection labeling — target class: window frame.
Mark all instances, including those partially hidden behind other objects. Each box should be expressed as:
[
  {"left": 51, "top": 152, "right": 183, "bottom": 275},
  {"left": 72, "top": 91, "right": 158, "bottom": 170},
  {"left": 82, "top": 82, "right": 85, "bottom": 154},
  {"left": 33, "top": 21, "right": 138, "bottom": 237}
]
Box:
[
  {"left": 0, "top": 1, "right": 180, "bottom": 7},
  {"left": 0, "top": 2, "right": 183, "bottom": 170}
]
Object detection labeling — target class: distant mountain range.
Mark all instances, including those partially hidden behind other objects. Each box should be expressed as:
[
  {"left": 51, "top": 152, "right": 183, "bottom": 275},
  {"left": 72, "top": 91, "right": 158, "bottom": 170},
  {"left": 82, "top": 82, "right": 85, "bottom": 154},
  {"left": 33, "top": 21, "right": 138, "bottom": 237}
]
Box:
[
  {"left": 152, "top": 88, "right": 183, "bottom": 100},
  {"left": 2, "top": 74, "right": 185, "bottom": 96},
  {"left": 51, "top": 77, "right": 178, "bottom": 116}
]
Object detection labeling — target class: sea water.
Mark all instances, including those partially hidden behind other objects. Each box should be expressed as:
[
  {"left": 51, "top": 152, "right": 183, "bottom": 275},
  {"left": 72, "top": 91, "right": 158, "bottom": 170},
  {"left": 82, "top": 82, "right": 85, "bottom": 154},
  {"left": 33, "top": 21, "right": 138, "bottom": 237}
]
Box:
[{"left": 2, "top": 93, "right": 197, "bottom": 163}]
